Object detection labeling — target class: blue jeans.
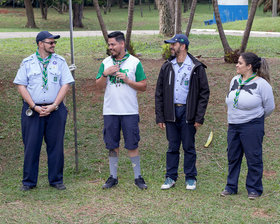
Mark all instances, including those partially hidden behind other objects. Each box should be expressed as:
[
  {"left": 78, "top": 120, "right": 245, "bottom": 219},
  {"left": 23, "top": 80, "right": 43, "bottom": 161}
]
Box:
[
  {"left": 165, "top": 106, "right": 197, "bottom": 182},
  {"left": 225, "top": 116, "right": 264, "bottom": 195}
]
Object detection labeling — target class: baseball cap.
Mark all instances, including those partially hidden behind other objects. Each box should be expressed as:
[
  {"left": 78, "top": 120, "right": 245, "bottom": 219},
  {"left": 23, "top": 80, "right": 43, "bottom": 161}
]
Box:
[
  {"left": 164, "top": 34, "right": 189, "bottom": 46},
  {"left": 36, "top": 31, "right": 60, "bottom": 44}
]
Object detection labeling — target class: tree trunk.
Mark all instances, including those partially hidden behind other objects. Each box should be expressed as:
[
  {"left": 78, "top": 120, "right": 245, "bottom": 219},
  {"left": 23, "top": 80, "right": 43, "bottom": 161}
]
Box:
[
  {"left": 24, "top": 0, "right": 37, "bottom": 28},
  {"left": 272, "top": 0, "right": 277, "bottom": 16},
  {"left": 126, "top": 0, "right": 135, "bottom": 53},
  {"left": 240, "top": 0, "right": 259, "bottom": 54},
  {"left": 39, "top": 0, "right": 48, "bottom": 20},
  {"left": 174, "top": 0, "right": 182, "bottom": 34},
  {"left": 140, "top": 0, "right": 143, "bottom": 17},
  {"left": 154, "top": 0, "right": 158, "bottom": 10},
  {"left": 185, "top": 0, "right": 197, "bottom": 36},
  {"left": 73, "top": 1, "right": 84, "bottom": 28},
  {"left": 213, "top": 0, "right": 236, "bottom": 62},
  {"left": 119, "top": 0, "right": 123, "bottom": 8},
  {"left": 93, "top": 0, "right": 108, "bottom": 43},
  {"left": 183, "top": 0, "right": 188, "bottom": 13},
  {"left": 159, "top": 0, "right": 175, "bottom": 36}
]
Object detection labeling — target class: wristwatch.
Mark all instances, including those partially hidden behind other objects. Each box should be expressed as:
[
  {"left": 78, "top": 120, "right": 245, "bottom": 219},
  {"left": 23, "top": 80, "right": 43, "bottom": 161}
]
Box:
[{"left": 53, "top": 103, "right": 59, "bottom": 110}]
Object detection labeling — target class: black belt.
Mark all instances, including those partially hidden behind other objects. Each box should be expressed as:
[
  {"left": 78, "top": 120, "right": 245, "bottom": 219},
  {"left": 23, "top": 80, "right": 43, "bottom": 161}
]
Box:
[
  {"left": 36, "top": 103, "right": 54, "bottom": 106},
  {"left": 175, "top": 104, "right": 185, "bottom": 107}
]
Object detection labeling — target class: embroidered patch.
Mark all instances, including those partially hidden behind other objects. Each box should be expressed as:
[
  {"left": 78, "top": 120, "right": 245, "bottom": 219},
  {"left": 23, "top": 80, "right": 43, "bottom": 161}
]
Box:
[
  {"left": 53, "top": 61, "right": 57, "bottom": 65},
  {"left": 188, "top": 66, "right": 192, "bottom": 71},
  {"left": 53, "top": 76, "right": 58, "bottom": 82}
]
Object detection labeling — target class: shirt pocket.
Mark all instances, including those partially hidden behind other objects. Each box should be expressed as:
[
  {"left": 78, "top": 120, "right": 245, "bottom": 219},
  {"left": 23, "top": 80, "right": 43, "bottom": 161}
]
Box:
[
  {"left": 27, "top": 68, "right": 42, "bottom": 85},
  {"left": 48, "top": 66, "right": 61, "bottom": 84}
]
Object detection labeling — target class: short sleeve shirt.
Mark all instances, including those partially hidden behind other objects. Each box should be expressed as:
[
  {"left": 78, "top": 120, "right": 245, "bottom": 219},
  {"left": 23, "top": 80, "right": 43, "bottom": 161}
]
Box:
[
  {"left": 14, "top": 53, "right": 75, "bottom": 104},
  {"left": 96, "top": 54, "right": 146, "bottom": 115}
]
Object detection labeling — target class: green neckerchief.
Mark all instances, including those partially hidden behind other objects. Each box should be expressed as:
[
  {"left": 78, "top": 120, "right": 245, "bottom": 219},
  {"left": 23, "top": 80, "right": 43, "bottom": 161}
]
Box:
[
  {"left": 36, "top": 50, "right": 52, "bottom": 90},
  {"left": 233, "top": 73, "right": 256, "bottom": 108},
  {"left": 110, "top": 53, "right": 130, "bottom": 86}
]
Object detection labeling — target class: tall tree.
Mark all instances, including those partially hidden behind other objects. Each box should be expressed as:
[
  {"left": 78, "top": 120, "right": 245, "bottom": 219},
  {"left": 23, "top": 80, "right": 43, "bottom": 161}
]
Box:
[
  {"left": 159, "top": 0, "right": 175, "bottom": 36},
  {"left": 212, "top": 0, "right": 234, "bottom": 62},
  {"left": 119, "top": 0, "right": 123, "bottom": 8},
  {"left": 272, "top": 0, "right": 278, "bottom": 16},
  {"left": 73, "top": 0, "right": 84, "bottom": 28},
  {"left": 174, "top": 0, "right": 182, "bottom": 34},
  {"left": 240, "top": 0, "right": 259, "bottom": 53},
  {"left": 24, "top": 0, "right": 37, "bottom": 28},
  {"left": 185, "top": 0, "right": 197, "bottom": 36},
  {"left": 140, "top": 0, "right": 143, "bottom": 17},
  {"left": 93, "top": 0, "right": 108, "bottom": 43},
  {"left": 126, "top": 0, "right": 135, "bottom": 53},
  {"left": 39, "top": 0, "right": 48, "bottom": 20}
]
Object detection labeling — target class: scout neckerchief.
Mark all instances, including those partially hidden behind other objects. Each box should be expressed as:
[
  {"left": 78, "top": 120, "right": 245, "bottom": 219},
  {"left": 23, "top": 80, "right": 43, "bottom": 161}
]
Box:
[
  {"left": 36, "top": 50, "right": 52, "bottom": 90},
  {"left": 111, "top": 53, "right": 130, "bottom": 87},
  {"left": 233, "top": 73, "right": 256, "bottom": 108}
]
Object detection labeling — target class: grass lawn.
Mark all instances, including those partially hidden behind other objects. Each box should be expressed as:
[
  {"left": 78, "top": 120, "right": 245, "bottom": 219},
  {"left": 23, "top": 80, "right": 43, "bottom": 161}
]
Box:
[
  {"left": 0, "top": 3, "right": 280, "bottom": 32},
  {"left": 0, "top": 33, "right": 279, "bottom": 223}
]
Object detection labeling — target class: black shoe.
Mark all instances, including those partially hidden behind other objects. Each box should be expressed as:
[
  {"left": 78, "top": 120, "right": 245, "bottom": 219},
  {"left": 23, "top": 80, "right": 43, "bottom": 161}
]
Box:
[
  {"left": 50, "top": 183, "right": 66, "bottom": 190},
  {"left": 20, "top": 185, "right": 35, "bottom": 191},
  {"left": 135, "top": 175, "right": 147, "bottom": 190},
  {"left": 220, "top": 189, "right": 234, "bottom": 197},
  {"left": 248, "top": 192, "right": 260, "bottom": 200},
  {"left": 102, "top": 176, "right": 118, "bottom": 189}
]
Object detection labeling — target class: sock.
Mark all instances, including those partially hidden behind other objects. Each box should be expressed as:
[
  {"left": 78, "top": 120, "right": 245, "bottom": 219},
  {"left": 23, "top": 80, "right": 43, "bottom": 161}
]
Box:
[
  {"left": 130, "top": 156, "right": 141, "bottom": 179},
  {"left": 109, "top": 157, "right": 118, "bottom": 179}
]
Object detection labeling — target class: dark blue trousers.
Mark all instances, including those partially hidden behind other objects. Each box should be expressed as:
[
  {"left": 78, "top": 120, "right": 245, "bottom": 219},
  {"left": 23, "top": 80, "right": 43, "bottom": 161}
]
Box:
[
  {"left": 165, "top": 106, "right": 197, "bottom": 182},
  {"left": 21, "top": 102, "right": 67, "bottom": 187},
  {"left": 225, "top": 116, "right": 264, "bottom": 195}
]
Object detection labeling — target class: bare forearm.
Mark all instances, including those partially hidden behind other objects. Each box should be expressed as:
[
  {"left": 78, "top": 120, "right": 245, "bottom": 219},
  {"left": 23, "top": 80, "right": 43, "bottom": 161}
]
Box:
[
  {"left": 95, "top": 76, "right": 107, "bottom": 89},
  {"left": 17, "top": 85, "right": 35, "bottom": 108},
  {"left": 54, "top": 84, "right": 70, "bottom": 105},
  {"left": 126, "top": 79, "right": 147, "bottom": 92}
]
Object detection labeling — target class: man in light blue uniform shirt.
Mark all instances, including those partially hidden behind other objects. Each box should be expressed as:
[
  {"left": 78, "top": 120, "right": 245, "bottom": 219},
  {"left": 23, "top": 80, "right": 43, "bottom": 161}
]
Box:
[{"left": 14, "top": 31, "right": 74, "bottom": 191}]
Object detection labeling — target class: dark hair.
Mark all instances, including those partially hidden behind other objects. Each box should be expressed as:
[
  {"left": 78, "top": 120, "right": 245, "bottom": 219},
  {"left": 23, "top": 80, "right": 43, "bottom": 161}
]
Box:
[
  {"left": 179, "top": 43, "right": 188, "bottom": 51},
  {"left": 108, "top": 31, "right": 125, "bottom": 43},
  {"left": 241, "top": 52, "right": 270, "bottom": 82}
]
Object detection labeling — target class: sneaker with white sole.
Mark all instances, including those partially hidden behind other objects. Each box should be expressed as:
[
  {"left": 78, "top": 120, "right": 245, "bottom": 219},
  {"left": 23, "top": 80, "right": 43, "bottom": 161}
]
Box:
[
  {"left": 186, "top": 179, "right": 196, "bottom": 190},
  {"left": 161, "top": 177, "right": 175, "bottom": 190}
]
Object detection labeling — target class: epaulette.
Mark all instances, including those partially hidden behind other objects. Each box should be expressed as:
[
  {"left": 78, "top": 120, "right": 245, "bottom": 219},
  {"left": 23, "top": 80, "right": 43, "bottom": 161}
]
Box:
[{"left": 53, "top": 53, "right": 66, "bottom": 62}]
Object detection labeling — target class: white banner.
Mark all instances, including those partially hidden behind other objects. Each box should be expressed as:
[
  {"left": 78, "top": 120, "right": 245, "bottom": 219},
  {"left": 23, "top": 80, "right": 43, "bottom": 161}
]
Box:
[{"left": 218, "top": 0, "right": 248, "bottom": 5}]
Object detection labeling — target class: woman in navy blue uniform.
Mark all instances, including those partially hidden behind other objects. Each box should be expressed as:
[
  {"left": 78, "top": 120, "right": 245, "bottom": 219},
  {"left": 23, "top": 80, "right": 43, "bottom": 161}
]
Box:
[{"left": 221, "top": 52, "right": 274, "bottom": 199}]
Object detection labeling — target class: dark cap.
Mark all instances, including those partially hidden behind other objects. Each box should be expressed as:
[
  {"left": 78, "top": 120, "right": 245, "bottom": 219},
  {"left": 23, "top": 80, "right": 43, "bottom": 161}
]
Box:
[
  {"left": 164, "top": 34, "right": 189, "bottom": 46},
  {"left": 36, "top": 31, "right": 60, "bottom": 44}
]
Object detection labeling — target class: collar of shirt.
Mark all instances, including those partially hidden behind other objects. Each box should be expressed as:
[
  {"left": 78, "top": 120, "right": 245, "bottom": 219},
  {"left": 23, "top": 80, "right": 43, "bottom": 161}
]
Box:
[{"left": 171, "top": 55, "right": 192, "bottom": 67}]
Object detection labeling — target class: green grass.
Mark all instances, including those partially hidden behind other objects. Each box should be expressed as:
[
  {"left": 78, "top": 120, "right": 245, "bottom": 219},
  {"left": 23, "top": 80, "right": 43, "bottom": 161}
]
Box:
[
  {"left": 0, "top": 35, "right": 280, "bottom": 223},
  {"left": 0, "top": 3, "right": 280, "bottom": 32}
]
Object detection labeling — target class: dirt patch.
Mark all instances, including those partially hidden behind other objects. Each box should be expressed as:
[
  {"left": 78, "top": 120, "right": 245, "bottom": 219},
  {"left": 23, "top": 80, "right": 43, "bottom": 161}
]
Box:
[
  {"left": 252, "top": 208, "right": 272, "bottom": 219},
  {"left": 263, "top": 170, "right": 277, "bottom": 178},
  {"left": 0, "top": 9, "right": 24, "bottom": 16}
]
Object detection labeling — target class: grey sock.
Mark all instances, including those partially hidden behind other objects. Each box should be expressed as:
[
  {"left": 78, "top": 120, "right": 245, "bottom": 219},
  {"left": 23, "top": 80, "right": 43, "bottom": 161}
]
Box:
[
  {"left": 130, "top": 156, "right": 141, "bottom": 179},
  {"left": 109, "top": 157, "right": 118, "bottom": 179}
]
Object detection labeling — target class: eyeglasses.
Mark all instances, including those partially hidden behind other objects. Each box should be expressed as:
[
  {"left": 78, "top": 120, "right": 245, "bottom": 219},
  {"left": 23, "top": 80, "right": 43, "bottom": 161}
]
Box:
[{"left": 42, "top": 41, "right": 57, "bottom": 45}]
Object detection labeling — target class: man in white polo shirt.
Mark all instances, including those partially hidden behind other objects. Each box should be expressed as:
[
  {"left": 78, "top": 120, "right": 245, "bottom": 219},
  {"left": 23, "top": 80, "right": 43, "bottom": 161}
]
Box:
[{"left": 96, "top": 31, "right": 147, "bottom": 190}]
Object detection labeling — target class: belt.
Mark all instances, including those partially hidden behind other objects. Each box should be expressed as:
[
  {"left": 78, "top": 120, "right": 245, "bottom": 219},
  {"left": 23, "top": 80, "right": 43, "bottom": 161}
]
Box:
[
  {"left": 175, "top": 104, "right": 185, "bottom": 107},
  {"left": 36, "top": 103, "right": 53, "bottom": 106}
]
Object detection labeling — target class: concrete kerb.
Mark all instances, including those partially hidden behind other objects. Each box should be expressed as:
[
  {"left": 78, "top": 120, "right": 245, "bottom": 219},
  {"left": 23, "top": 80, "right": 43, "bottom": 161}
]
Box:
[{"left": 1, "top": 29, "right": 280, "bottom": 39}]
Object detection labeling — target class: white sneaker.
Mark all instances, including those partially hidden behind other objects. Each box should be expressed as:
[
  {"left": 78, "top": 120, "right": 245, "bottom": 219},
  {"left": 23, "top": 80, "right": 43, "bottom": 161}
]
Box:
[
  {"left": 186, "top": 179, "right": 196, "bottom": 190},
  {"left": 161, "top": 177, "right": 175, "bottom": 190}
]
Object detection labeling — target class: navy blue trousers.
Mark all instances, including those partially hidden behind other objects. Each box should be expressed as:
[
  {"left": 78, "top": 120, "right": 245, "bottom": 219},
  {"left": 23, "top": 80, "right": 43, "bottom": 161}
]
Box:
[
  {"left": 165, "top": 106, "right": 197, "bottom": 182},
  {"left": 225, "top": 116, "right": 264, "bottom": 195},
  {"left": 21, "top": 102, "right": 67, "bottom": 187}
]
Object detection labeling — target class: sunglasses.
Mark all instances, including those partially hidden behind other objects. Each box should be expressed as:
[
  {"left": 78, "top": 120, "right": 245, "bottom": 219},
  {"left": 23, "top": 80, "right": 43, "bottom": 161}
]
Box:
[{"left": 42, "top": 41, "right": 57, "bottom": 45}]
